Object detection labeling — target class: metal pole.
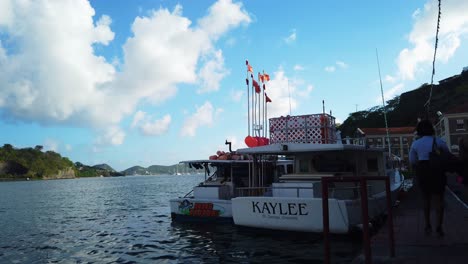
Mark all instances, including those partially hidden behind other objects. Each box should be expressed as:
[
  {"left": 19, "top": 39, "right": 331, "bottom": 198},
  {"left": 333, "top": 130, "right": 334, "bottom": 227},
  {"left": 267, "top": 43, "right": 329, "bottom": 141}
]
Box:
[
  {"left": 360, "top": 178, "right": 372, "bottom": 264},
  {"left": 322, "top": 178, "right": 330, "bottom": 264},
  {"left": 385, "top": 177, "right": 395, "bottom": 257}
]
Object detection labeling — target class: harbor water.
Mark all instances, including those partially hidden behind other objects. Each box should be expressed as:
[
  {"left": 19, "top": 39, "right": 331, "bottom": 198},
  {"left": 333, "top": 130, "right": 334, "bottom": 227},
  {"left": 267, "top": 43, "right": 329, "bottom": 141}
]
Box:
[{"left": 0, "top": 175, "right": 361, "bottom": 263}]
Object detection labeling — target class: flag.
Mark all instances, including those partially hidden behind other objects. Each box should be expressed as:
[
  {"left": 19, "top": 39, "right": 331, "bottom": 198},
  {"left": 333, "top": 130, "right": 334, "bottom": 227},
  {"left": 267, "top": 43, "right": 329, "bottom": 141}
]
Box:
[
  {"left": 264, "top": 73, "right": 270, "bottom": 81},
  {"left": 265, "top": 93, "right": 272, "bottom": 103},
  {"left": 245, "top": 60, "right": 249, "bottom": 65},
  {"left": 258, "top": 73, "right": 264, "bottom": 82},
  {"left": 253, "top": 79, "right": 260, "bottom": 93},
  {"left": 263, "top": 84, "right": 266, "bottom": 90},
  {"left": 247, "top": 64, "right": 253, "bottom": 72},
  {"left": 245, "top": 78, "right": 249, "bottom": 86}
]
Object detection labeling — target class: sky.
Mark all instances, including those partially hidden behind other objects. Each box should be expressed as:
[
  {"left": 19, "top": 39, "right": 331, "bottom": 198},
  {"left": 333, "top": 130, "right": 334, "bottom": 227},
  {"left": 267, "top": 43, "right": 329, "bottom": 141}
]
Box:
[{"left": 1, "top": 0, "right": 468, "bottom": 171}]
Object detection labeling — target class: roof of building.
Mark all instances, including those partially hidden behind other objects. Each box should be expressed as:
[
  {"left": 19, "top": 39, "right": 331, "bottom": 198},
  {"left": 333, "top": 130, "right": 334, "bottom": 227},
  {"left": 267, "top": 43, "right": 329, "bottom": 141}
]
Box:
[
  {"left": 360, "top": 127, "right": 415, "bottom": 136},
  {"left": 445, "top": 102, "right": 468, "bottom": 114}
]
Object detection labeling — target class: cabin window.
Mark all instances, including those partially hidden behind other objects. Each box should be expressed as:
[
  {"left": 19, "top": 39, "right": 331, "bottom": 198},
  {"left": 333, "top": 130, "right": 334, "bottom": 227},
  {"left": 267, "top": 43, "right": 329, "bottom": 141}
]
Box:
[
  {"left": 368, "top": 138, "right": 373, "bottom": 143},
  {"left": 367, "top": 159, "right": 378, "bottom": 171},
  {"left": 377, "top": 138, "right": 382, "bottom": 142},
  {"left": 299, "top": 159, "right": 309, "bottom": 173}
]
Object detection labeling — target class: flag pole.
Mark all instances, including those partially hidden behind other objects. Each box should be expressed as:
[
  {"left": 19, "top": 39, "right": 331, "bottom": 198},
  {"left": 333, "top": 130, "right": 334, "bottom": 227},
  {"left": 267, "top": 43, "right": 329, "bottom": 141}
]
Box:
[{"left": 246, "top": 61, "right": 250, "bottom": 136}]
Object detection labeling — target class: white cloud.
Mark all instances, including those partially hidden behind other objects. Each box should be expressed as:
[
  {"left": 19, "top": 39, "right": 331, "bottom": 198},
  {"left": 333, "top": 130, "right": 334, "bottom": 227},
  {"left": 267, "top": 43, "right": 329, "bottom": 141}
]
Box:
[
  {"left": 180, "top": 101, "right": 222, "bottom": 137},
  {"left": 385, "top": 75, "right": 397, "bottom": 83},
  {"left": 284, "top": 29, "right": 297, "bottom": 44},
  {"left": 397, "top": 0, "right": 468, "bottom": 80},
  {"left": 293, "top": 64, "right": 304, "bottom": 71},
  {"left": 96, "top": 126, "right": 126, "bottom": 146},
  {"left": 0, "top": 0, "right": 251, "bottom": 145},
  {"left": 230, "top": 89, "right": 244, "bottom": 102},
  {"left": 336, "top": 61, "right": 348, "bottom": 69},
  {"left": 225, "top": 37, "right": 236, "bottom": 47},
  {"left": 375, "top": 83, "right": 405, "bottom": 103},
  {"left": 198, "top": 50, "right": 229, "bottom": 93},
  {"left": 325, "top": 66, "right": 336, "bottom": 72},
  {"left": 44, "top": 138, "right": 59, "bottom": 152},
  {"left": 140, "top": 115, "right": 171, "bottom": 136},
  {"left": 131, "top": 110, "right": 171, "bottom": 136},
  {"left": 263, "top": 68, "right": 298, "bottom": 118},
  {"left": 65, "top": 144, "right": 72, "bottom": 151},
  {"left": 198, "top": 0, "right": 251, "bottom": 40}
]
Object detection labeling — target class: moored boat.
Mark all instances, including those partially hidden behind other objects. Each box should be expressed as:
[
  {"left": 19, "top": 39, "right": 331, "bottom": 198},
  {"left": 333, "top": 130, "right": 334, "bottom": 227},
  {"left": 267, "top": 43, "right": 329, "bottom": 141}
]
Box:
[
  {"left": 169, "top": 154, "right": 293, "bottom": 222},
  {"left": 231, "top": 113, "right": 404, "bottom": 234}
]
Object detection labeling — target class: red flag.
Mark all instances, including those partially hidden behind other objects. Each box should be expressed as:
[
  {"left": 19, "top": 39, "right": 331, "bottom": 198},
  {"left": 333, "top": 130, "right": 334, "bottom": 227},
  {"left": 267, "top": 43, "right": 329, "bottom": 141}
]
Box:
[
  {"left": 258, "top": 73, "right": 264, "bottom": 82},
  {"left": 264, "top": 73, "right": 270, "bottom": 81},
  {"left": 253, "top": 79, "right": 260, "bottom": 93},
  {"left": 247, "top": 64, "right": 253, "bottom": 72},
  {"left": 265, "top": 93, "right": 272, "bottom": 103}
]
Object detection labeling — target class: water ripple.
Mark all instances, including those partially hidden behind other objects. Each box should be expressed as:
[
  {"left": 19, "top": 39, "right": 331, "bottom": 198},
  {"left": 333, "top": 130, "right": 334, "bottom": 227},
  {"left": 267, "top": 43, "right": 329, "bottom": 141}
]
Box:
[{"left": 0, "top": 175, "right": 361, "bottom": 263}]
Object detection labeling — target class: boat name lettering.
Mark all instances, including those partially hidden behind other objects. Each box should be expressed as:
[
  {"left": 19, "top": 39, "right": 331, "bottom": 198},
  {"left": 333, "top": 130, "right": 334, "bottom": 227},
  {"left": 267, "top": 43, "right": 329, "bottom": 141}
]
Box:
[{"left": 252, "top": 202, "right": 308, "bottom": 216}]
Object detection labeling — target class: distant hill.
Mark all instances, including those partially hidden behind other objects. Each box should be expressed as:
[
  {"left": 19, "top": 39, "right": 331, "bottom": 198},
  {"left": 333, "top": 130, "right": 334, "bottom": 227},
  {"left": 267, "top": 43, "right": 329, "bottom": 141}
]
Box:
[
  {"left": 122, "top": 164, "right": 201, "bottom": 175},
  {"left": 75, "top": 162, "right": 124, "bottom": 177},
  {"left": 339, "top": 69, "right": 468, "bottom": 137},
  {"left": 92, "top": 163, "right": 116, "bottom": 172},
  {"left": 0, "top": 144, "right": 202, "bottom": 180}
]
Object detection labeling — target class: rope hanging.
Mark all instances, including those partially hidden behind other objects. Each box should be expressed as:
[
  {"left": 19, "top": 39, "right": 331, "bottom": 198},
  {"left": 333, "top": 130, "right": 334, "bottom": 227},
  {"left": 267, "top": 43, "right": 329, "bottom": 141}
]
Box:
[{"left": 424, "top": 0, "right": 442, "bottom": 117}]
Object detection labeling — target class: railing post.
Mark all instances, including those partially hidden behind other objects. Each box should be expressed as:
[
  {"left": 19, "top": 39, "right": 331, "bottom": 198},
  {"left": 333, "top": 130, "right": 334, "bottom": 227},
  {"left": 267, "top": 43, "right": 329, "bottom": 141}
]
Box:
[
  {"left": 322, "top": 178, "right": 330, "bottom": 264},
  {"left": 360, "top": 178, "right": 371, "bottom": 264},
  {"left": 385, "top": 177, "right": 395, "bottom": 257}
]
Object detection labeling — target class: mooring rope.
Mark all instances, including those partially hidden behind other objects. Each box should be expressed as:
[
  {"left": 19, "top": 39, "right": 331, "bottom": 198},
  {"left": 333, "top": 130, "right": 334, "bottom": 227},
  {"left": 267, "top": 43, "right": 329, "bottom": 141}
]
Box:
[{"left": 424, "top": 0, "right": 442, "bottom": 117}]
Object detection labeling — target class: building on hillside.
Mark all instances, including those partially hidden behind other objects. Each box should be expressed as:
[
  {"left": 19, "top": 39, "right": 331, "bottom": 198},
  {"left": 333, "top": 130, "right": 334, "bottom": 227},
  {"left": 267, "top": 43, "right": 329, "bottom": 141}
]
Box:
[
  {"left": 359, "top": 127, "right": 416, "bottom": 165},
  {"left": 434, "top": 104, "right": 468, "bottom": 156}
]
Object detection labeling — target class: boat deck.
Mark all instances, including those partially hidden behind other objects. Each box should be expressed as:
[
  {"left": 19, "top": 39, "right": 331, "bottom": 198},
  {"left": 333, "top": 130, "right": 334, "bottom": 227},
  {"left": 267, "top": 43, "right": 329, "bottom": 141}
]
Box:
[{"left": 352, "top": 180, "right": 468, "bottom": 263}]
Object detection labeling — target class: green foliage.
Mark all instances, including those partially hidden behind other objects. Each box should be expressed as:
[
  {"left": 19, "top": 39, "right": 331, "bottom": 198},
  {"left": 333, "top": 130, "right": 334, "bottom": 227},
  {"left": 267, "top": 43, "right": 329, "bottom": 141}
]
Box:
[
  {"left": 0, "top": 144, "right": 74, "bottom": 179},
  {"left": 339, "top": 72, "right": 468, "bottom": 137}
]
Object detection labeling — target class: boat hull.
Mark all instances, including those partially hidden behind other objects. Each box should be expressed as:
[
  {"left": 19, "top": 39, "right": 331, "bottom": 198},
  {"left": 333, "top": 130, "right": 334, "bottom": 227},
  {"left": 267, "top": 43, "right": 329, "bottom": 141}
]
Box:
[
  {"left": 231, "top": 197, "right": 350, "bottom": 234},
  {"left": 170, "top": 198, "right": 232, "bottom": 222},
  {"left": 231, "top": 181, "right": 402, "bottom": 234}
]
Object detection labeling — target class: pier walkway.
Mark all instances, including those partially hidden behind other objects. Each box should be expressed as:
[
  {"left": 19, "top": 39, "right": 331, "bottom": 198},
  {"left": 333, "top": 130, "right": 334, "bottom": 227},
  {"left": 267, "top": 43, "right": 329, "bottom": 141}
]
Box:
[{"left": 353, "top": 182, "right": 468, "bottom": 263}]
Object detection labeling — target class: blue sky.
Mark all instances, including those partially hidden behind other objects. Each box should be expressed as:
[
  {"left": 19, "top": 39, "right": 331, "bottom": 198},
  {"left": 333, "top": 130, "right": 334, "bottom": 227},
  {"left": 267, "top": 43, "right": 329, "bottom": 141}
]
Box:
[{"left": 1, "top": 0, "right": 468, "bottom": 171}]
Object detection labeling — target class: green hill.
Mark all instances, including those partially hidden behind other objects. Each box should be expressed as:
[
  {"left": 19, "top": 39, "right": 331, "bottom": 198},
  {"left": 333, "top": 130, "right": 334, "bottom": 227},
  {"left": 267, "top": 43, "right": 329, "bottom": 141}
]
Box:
[
  {"left": 339, "top": 70, "right": 468, "bottom": 137},
  {"left": 0, "top": 144, "right": 75, "bottom": 180}
]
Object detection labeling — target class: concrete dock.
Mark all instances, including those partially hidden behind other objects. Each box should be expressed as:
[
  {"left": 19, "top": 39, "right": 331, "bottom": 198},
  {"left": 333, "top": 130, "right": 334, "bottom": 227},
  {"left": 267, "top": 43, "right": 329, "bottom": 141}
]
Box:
[{"left": 353, "top": 183, "right": 468, "bottom": 263}]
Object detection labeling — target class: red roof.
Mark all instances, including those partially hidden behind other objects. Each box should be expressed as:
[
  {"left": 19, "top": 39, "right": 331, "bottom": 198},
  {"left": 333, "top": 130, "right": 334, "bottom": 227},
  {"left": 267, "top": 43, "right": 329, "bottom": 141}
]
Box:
[{"left": 360, "top": 127, "right": 415, "bottom": 135}]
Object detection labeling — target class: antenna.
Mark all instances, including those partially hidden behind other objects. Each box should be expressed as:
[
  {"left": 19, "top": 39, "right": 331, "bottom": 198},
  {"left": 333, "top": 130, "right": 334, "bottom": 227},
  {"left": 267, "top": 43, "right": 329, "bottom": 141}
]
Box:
[{"left": 376, "top": 48, "right": 391, "bottom": 156}]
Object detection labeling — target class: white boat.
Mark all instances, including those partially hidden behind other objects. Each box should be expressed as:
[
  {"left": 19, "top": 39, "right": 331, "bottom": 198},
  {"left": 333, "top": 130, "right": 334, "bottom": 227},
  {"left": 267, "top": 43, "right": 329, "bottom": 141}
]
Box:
[
  {"left": 231, "top": 113, "right": 404, "bottom": 234},
  {"left": 169, "top": 157, "right": 293, "bottom": 222}
]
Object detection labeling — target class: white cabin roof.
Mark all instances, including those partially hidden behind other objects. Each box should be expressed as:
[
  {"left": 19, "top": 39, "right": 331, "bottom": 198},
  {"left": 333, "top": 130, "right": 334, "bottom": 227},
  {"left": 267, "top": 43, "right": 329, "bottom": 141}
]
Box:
[{"left": 236, "top": 143, "right": 384, "bottom": 155}]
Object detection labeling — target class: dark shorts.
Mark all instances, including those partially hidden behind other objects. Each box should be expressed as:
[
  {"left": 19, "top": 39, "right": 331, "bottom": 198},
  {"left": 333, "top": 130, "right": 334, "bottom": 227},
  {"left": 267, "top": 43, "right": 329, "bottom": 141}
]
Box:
[{"left": 416, "top": 161, "right": 446, "bottom": 195}]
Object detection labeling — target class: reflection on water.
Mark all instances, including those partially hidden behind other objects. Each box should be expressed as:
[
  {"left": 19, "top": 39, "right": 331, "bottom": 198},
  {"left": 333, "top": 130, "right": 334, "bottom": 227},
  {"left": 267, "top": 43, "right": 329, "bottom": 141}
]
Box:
[{"left": 0, "top": 175, "right": 361, "bottom": 263}]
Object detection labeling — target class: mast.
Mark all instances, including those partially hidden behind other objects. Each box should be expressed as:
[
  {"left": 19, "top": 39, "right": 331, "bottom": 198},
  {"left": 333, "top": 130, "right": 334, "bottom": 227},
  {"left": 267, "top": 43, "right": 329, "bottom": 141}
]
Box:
[{"left": 376, "top": 49, "right": 391, "bottom": 156}]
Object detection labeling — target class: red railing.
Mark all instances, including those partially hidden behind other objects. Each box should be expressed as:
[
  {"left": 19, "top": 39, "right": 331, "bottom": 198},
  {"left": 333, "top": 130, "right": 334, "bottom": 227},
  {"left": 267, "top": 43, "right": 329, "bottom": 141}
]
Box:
[{"left": 321, "top": 176, "right": 395, "bottom": 264}]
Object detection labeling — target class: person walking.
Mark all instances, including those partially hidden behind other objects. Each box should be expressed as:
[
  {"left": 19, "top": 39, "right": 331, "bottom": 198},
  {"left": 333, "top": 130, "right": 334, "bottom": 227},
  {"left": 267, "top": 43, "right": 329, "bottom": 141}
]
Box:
[{"left": 409, "top": 119, "right": 450, "bottom": 237}]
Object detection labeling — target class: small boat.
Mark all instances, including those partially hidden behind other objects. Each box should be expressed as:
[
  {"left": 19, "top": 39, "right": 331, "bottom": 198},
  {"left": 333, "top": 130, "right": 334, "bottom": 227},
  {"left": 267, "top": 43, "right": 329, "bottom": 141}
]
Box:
[{"left": 230, "top": 113, "right": 404, "bottom": 234}]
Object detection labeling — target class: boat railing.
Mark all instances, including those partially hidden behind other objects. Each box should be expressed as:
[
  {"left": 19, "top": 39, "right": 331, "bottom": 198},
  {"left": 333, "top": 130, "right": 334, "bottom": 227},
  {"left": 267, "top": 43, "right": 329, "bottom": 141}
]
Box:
[{"left": 234, "top": 185, "right": 374, "bottom": 199}]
